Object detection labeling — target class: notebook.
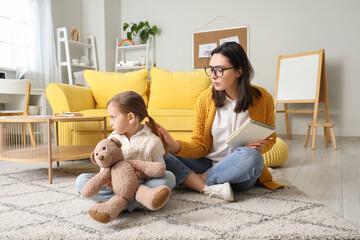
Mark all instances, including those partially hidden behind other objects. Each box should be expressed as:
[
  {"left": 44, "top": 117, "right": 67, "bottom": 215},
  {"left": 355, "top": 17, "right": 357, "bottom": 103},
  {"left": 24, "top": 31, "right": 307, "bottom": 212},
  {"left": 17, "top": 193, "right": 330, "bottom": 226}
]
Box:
[{"left": 226, "top": 118, "right": 276, "bottom": 147}]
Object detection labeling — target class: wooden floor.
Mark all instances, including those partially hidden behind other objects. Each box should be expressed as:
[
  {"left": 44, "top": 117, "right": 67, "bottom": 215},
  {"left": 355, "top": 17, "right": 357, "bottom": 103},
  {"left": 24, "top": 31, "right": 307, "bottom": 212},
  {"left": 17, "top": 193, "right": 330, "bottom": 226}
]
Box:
[
  {"left": 0, "top": 135, "right": 359, "bottom": 228},
  {"left": 277, "top": 134, "right": 360, "bottom": 228}
]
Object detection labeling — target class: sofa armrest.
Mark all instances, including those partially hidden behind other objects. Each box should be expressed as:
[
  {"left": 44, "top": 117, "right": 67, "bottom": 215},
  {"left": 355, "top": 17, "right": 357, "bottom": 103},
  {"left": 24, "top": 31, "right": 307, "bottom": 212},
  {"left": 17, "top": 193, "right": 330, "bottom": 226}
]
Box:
[{"left": 46, "top": 83, "right": 96, "bottom": 113}]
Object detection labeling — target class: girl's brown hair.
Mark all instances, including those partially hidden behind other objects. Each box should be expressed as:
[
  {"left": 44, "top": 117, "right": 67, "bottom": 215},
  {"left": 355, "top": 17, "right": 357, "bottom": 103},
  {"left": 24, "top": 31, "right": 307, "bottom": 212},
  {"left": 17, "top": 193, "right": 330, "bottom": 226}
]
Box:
[{"left": 107, "top": 91, "right": 167, "bottom": 153}]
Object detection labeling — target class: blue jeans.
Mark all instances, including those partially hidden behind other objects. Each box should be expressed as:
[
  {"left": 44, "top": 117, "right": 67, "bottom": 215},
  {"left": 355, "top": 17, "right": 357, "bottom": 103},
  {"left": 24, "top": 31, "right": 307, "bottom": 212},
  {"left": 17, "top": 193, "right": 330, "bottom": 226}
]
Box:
[
  {"left": 164, "top": 147, "right": 264, "bottom": 191},
  {"left": 75, "top": 171, "right": 176, "bottom": 212}
]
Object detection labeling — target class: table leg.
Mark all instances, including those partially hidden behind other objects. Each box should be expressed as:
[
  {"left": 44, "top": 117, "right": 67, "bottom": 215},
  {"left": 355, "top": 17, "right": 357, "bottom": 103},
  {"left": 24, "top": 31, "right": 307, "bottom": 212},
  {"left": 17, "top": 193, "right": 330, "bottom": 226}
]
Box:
[
  {"left": 104, "top": 117, "right": 107, "bottom": 138},
  {"left": 55, "top": 122, "right": 60, "bottom": 167},
  {"left": 47, "top": 119, "right": 53, "bottom": 184},
  {"left": 0, "top": 123, "right": 3, "bottom": 152},
  {"left": 55, "top": 122, "right": 59, "bottom": 145}
]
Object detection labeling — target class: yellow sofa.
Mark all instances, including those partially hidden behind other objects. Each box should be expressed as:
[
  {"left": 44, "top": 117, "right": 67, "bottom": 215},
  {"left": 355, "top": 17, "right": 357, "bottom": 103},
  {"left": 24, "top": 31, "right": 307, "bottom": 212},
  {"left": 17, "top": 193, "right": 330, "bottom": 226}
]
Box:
[{"left": 45, "top": 67, "right": 212, "bottom": 146}]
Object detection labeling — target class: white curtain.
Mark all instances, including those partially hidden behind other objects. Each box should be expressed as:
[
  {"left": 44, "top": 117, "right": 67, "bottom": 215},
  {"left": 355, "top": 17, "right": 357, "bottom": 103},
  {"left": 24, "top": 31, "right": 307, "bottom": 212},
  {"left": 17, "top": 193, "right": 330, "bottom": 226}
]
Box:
[{"left": 30, "top": 0, "right": 59, "bottom": 88}]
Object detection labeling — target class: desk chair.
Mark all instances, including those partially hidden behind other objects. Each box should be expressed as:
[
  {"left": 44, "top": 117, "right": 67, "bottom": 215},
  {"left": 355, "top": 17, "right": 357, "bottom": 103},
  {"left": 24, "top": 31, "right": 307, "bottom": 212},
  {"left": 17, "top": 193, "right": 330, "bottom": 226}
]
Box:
[{"left": 0, "top": 79, "right": 36, "bottom": 147}]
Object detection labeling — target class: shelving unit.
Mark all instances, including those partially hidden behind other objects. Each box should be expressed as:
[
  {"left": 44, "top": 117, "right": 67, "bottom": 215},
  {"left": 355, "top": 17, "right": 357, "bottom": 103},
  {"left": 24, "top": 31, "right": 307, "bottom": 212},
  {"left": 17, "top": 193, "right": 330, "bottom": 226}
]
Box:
[
  {"left": 115, "top": 36, "right": 154, "bottom": 73},
  {"left": 57, "top": 27, "right": 98, "bottom": 85}
]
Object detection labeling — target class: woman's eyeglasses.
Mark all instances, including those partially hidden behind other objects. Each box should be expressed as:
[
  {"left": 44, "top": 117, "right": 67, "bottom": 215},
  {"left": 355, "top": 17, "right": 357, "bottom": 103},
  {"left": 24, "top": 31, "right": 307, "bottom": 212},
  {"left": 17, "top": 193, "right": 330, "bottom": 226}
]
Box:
[{"left": 204, "top": 66, "right": 239, "bottom": 77}]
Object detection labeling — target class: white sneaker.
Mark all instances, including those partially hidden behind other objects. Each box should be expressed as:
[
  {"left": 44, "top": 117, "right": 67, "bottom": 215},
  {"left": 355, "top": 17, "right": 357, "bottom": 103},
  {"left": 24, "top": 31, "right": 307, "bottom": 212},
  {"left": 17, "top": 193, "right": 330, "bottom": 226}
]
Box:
[{"left": 202, "top": 182, "right": 235, "bottom": 202}]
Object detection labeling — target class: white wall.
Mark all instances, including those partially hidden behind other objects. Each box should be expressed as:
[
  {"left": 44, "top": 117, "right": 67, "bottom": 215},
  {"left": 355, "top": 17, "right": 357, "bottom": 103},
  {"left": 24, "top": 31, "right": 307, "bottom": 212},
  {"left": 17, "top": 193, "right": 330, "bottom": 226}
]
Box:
[
  {"left": 120, "top": 0, "right": 360, "bottom": 137},
  {"left": 52, "top": 0, "right": 83, "bottom": 34},
  {"left": 104, "top": 0, "right": 122, "bottom": 72},
  {"left": 82, "top": 0, "right": 105, "bottom": 71}
]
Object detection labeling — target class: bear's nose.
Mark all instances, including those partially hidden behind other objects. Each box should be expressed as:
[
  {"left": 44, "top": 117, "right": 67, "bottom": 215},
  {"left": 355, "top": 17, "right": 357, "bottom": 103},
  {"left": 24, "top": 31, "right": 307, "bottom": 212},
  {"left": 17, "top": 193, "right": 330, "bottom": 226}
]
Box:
[{"left": 98, "top": 154, "right": 104, "bottom": 160}]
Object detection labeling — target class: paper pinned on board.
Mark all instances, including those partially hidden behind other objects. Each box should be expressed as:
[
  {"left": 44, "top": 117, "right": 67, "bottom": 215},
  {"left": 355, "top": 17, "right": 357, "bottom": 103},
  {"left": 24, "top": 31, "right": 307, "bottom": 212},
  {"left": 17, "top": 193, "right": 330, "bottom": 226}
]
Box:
[
  {"left": 219, "top": 36, "right": 239, "bottom": 45},
  {"left": 199, "top": 43, "right": 217, "bottom": 58}
]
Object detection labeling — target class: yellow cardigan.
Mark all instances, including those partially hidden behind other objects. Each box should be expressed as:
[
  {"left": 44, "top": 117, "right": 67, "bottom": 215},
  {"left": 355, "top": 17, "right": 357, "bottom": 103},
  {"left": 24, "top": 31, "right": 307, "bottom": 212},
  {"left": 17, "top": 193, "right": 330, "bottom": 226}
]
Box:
[{"left": 176, "top": 86, "right": 284, "bottom": 190}]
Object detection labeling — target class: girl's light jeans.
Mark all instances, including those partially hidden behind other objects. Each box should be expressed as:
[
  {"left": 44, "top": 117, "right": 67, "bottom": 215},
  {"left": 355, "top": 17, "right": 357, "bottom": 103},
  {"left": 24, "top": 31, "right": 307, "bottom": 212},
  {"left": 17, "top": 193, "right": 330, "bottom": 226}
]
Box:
[{"left": 75, "top": 171, "right": 176, "bottom": 212}]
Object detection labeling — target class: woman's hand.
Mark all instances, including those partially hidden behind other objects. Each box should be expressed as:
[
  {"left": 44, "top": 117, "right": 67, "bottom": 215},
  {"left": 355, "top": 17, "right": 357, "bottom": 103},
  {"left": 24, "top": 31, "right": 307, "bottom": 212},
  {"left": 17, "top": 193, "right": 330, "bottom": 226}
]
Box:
[
  {"left": 145, "top": 121, "right": 181, "bottom": 152},
  {"left": 245, "top": 139, "right": 267, "bottom": 153}
]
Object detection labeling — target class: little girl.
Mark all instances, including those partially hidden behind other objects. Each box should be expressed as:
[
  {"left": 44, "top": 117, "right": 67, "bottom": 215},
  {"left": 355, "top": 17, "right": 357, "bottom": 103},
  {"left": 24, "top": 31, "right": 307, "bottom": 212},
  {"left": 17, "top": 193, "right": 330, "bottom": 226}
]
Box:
[{"left": 76, "top": 91, "right": 176, "bottom": 212}]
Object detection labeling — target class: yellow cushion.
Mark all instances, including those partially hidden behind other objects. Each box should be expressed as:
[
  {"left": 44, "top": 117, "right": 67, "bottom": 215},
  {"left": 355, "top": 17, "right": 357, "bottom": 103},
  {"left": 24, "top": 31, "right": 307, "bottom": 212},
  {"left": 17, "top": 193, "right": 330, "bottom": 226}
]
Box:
[
  {"left": 148, "top": 109, "right": 194, "bottom": 131},
  {"left": 148, "top": 67, "right": 211, "bottom": 109},
  {"left": 263, "top": 137, "right": 289, "bottom": 167},
  {"left": 84, "top": 69, "right": 148, "bottom": 109}
]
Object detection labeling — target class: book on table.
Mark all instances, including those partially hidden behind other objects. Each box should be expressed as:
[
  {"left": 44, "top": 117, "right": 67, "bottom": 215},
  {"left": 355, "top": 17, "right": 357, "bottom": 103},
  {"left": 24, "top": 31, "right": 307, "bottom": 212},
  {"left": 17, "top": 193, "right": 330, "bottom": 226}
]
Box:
[
  {"left": 226, "top": 118, "right": 276, "bottom": 147},
  {"left": 53, "top": 112, "right": 83, "bottom": 117}
]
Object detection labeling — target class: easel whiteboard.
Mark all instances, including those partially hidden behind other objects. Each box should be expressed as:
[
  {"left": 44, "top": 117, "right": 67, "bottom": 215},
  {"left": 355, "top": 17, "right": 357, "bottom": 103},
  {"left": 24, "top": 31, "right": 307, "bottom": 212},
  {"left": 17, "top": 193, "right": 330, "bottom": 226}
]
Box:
[
  {"left": 277, "top": 53, "right": 320, "bottom": 101},
  {"left": 274, "top": 49, "right": 330, "bottom": 140}
]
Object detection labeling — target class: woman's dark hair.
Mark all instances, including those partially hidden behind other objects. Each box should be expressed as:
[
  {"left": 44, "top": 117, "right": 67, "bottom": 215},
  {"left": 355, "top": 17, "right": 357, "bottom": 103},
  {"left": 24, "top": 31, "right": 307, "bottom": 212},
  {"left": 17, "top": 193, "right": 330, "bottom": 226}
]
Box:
[
  {"left": 107, "top": 91, "right": 167, "bottom": 152},
  {"left": 210, "top": 42, "right": 261, "bottom": 112}
]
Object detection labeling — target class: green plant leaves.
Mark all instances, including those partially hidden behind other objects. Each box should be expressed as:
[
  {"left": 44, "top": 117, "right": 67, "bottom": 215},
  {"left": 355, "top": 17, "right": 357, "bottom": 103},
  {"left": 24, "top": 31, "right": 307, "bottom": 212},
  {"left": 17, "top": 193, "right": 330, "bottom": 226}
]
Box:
[
  {"left": 123, "top": 23, "right": 129, "bottom": 31},
  {"left": 122, "top": 21, "right": 158, "bottom": 42},
  {"left": 140, "top": 31, "right": 149, "bottom": 42},
  {"left": 152, "top": 25, "right": 158, "bottom": 35},
  {"left": 126, "top": 32, "right": 132, "bottom": 40}
]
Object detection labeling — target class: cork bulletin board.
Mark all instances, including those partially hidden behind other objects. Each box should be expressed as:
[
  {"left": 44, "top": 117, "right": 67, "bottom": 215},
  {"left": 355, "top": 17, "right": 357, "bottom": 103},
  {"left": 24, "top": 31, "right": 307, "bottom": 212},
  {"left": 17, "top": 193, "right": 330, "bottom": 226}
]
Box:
[{"left": 192, "top": 26, "right": 249, "bottom": 69}]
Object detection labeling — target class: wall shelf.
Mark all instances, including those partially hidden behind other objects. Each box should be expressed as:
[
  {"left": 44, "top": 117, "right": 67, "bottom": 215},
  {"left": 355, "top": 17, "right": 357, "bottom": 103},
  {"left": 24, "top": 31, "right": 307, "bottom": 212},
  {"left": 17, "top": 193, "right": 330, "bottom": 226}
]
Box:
[
  {"left": 115, "top": 36, "right": 154, "bottom": 73},
  {"left": 57, "top": 27, "right": 98, "bottom": 85}
]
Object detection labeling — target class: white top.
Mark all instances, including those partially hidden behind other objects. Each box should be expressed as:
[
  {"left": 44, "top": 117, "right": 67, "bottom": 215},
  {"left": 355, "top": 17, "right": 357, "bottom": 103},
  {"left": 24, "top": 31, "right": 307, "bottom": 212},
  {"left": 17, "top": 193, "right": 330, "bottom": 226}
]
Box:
[
  {"left": 205, "top": 96, "right": 249, "bottom": 162},
  {"left": 108, "top": 124, "right": 165, "bottom": 164}
]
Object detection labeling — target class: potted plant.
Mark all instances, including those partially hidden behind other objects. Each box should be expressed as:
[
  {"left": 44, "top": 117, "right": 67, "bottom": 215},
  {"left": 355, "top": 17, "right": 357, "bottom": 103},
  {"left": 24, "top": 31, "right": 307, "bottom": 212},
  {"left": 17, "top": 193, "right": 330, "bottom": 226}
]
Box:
[{"left": 123, "top": 21, "right": 158, "bottom": 44}]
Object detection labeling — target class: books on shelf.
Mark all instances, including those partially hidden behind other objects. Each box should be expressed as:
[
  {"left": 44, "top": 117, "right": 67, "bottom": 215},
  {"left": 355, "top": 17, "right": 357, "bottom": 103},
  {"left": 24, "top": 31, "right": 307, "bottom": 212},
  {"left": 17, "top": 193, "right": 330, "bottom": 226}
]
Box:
[
  {"left": 54, "top": 112, "right": 83, "bottom": 117},
  {"left": 226, "top": 118, "right": 276, "bottom": 147}
]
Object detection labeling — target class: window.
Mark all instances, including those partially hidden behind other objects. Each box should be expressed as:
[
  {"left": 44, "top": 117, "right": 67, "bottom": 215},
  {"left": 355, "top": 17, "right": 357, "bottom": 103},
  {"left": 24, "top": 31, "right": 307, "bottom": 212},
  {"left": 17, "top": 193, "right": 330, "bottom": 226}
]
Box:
[{"left": 0, "top": 0, "right": 35, "bottom": 70}]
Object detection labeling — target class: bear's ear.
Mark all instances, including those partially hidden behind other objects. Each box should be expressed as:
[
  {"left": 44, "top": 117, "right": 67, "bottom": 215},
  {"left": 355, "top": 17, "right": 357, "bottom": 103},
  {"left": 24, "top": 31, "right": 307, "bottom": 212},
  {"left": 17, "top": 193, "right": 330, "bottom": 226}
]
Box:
[
  {"left": 110, "top": 137, "right": 122, "bottom": 148},
  {"left": 90, "top": 151, "right": 97, "bottom": 165}
]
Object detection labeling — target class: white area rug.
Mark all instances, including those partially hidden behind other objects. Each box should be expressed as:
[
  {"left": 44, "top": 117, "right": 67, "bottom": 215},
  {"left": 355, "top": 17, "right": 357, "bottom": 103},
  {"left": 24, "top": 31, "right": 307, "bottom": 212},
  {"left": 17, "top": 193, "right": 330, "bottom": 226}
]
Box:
[{"left": 0, "top": 167, "right": 359, "bottom": 239}]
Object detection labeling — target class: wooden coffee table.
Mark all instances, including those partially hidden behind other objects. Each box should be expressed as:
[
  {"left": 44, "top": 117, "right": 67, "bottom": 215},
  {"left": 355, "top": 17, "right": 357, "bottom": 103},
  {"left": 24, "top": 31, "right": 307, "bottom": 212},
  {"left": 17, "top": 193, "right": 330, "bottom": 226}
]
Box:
[{"left": 0, "top": 115, "right": 107, "bottom": 183}]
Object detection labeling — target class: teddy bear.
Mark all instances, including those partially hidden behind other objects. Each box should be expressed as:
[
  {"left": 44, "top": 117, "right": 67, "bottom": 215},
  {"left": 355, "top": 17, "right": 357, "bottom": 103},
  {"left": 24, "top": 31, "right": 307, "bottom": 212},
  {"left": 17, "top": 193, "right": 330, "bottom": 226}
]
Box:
[{"left": 81, "top": 137, "right": 171, "bottom": 224}]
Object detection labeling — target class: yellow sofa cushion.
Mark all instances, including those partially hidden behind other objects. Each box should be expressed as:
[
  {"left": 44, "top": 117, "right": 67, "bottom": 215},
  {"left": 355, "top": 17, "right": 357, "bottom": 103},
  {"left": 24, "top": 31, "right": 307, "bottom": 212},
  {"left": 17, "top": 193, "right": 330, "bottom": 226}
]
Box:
[
  {"left": 148, "top": 109, "right": 194, "bottom": 131},
  {"left": 84, "top": 69, "right": 148, "bottom": 109},
  {"left": 148, "top": 67, "right": 211, "bottom": 110}
]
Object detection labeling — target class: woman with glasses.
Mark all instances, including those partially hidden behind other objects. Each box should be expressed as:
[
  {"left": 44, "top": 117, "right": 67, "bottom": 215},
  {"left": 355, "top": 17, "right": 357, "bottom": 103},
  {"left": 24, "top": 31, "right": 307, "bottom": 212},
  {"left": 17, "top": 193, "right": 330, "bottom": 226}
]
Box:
[{"left": 149, "top": 42, "right": 283, "bottom": 201}]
